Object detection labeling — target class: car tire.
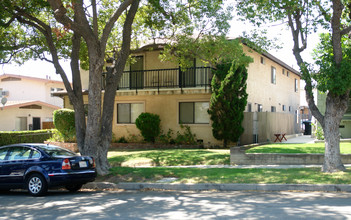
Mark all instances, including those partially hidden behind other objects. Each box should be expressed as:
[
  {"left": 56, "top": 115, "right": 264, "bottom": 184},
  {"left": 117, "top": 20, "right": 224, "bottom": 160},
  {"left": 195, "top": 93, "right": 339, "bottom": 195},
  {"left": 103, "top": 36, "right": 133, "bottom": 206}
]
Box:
[
  {"left": 65, "top": 184, "right": 83, "bottom": 192},
  {"left": 27, "top": 174, "right": 48, "bottom": 196}
]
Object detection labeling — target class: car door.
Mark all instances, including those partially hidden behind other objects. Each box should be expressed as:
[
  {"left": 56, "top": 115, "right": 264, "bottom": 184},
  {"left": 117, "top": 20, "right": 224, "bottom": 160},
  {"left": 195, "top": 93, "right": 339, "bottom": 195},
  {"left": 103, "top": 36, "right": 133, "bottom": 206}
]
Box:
[
  {"left": 0, "top": 147, "right": 11, "bottom": 187},
  {"left": 1, "top": 146, "right": 32, "bottom": 187}
]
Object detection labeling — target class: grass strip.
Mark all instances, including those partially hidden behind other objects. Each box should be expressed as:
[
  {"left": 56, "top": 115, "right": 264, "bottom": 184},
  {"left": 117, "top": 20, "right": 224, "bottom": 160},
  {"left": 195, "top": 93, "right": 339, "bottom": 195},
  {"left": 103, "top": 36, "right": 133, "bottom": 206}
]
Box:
[
  {"left": 108, "top": 149, "right": 230, "bottom": 166},
  {"left": 107, "top": 167, "right": 351, "bottom": 185}
]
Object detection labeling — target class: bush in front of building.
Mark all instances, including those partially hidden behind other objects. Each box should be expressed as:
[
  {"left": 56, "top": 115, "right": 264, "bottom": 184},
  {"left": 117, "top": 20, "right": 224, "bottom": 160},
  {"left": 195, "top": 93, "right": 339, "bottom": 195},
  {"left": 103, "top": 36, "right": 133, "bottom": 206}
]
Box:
[
  {"left": 0, "top": 130, "right": 54, "bottom": 146},
  {"left": 135, "top": 112, "right": 161, "bottom": 143},
  {"left": 53, "top": 109, "right": 76, "bottom": 142}
]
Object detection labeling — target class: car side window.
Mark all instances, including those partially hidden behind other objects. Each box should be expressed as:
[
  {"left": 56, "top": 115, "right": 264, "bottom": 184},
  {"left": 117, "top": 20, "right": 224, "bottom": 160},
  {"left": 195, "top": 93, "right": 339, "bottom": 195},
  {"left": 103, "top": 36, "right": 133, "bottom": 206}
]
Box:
[
  {"left": 31, "top": 150, "right": 41, "bottom": 159},
  {"left": 8, "top": 147, "right": 31, "bottom": 161},
  {"left": 0, "top": 148, "right": 9, "bottom": 161}
]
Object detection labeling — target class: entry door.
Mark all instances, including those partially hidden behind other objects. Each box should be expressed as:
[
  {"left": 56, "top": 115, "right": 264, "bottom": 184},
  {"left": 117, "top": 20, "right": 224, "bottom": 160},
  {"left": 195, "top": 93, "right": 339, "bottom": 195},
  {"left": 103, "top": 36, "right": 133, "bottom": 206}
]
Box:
[
  {"left": 180, "top": 58, "right": 196, "bottom": 87},
  {"left": 32, "top": 117, "right": 41, "bottom": 130},
  {"left": 130, "top": 56, "right": 144, "bottom": 89}
]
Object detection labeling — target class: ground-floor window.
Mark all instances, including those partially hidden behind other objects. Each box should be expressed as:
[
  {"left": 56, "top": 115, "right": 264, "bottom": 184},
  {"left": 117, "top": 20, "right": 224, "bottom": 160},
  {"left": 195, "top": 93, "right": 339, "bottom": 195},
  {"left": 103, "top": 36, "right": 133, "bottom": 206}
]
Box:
[
  {"left": 117, "top": 103, "right": 144, "bottom": 124},
  {"left": 15, "top": 117, "right": 27, "bottom": 131},
  {"left": 179, "top": 102, "right": 210, "bottom": 124}
]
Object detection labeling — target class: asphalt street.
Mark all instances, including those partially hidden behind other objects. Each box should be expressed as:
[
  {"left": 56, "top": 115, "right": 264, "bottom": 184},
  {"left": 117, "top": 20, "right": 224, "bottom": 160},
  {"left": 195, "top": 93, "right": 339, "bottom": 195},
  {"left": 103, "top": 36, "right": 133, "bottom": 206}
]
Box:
[{"left": 1, "top": 190, "right": 351, "bottom": 219}]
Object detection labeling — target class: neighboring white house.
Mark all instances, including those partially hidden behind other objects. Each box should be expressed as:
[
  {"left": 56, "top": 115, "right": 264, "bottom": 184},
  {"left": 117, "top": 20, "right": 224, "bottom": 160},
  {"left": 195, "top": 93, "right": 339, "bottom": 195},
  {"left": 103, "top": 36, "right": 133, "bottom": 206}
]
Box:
[{"left": 0, "top": 74, "right": 65, "bottom": 131}]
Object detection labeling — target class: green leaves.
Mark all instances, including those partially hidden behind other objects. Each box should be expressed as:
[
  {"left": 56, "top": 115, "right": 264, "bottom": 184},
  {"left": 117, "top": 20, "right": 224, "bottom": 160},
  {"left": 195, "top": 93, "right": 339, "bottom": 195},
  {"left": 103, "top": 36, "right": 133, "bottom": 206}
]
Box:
[
  {"left": 313, "top": 33, "right": 351, "bottom": 95},
  {"left": 208, "top": 62, "right": 249, "bottom": 146},
  {"left": 161, "top": 35, "right": 252, "bottom": 70}
]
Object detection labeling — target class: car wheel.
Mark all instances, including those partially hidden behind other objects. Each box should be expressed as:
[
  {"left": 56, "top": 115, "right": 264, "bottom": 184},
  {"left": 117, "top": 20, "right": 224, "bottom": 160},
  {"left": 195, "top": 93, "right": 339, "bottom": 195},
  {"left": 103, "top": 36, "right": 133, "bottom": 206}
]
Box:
[
  {"left": 27, "top": 174, "right": 48, "bottom": 196},
  {"left": 65, "top": 184, "right": 83, "bottom": 192}
]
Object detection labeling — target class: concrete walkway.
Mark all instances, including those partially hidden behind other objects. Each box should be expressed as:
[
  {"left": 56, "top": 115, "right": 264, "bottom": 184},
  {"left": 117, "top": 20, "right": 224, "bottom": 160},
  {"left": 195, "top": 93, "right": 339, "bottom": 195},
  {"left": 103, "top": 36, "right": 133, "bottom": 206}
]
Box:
[{"left": 284, "top": 135, "right": 316, "bottom": 143}]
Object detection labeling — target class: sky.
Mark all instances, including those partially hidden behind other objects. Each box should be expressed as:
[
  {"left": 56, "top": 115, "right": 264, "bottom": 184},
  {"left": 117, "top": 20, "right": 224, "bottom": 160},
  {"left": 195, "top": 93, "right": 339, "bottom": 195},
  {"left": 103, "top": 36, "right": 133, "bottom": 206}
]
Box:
[{"left": 0, "top": 17, "right": 320, "bottom": 82}]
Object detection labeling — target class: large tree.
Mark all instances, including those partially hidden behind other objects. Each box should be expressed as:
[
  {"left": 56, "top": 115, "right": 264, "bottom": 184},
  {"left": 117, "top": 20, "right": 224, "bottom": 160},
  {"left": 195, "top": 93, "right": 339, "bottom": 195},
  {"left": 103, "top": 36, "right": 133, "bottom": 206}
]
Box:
[
  {"left": 237, "top": 0, "right": 351, "bottom": 172},
  {"left": 0, "top": 0, "right": 231, "bottom": 174},
  {"left": 208, "top": 62, "right": 249, "bottom": 147}
]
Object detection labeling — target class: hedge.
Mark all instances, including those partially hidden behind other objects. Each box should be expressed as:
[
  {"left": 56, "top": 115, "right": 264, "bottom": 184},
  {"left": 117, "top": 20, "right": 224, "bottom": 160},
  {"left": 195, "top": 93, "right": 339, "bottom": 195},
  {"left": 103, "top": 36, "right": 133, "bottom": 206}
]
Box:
[{"left": 0, "top": 129, "right": 54, "bottom": 146}]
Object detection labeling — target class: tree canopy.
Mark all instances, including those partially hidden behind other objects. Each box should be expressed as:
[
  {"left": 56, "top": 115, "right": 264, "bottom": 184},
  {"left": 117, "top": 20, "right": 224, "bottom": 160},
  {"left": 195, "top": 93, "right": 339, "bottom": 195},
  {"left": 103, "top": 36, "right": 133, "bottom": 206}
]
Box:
[{"left": 0, "top": 0, "right": 233, "bottom": 174}]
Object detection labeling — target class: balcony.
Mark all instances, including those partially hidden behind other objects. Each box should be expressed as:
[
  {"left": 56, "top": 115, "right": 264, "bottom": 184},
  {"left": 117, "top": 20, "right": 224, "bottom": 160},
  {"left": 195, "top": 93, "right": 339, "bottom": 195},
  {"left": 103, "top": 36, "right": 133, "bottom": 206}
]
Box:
[{"left": 103, "top": 67, "right": 212, "bottom": 93}]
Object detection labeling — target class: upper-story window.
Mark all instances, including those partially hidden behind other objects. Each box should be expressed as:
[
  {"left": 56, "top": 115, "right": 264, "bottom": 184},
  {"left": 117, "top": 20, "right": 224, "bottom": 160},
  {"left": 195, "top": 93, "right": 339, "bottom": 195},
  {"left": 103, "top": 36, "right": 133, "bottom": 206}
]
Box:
[
  {"left": 295, "top": 79, "right": 298, "bottom": 92},
  {"left": 287, "top": 71, "right": 290, "bottom": 77},
  {"left": 271, "top": 67, "right": 276, "bottom": 84},
  {"left": 247, "top": 103, "right": 252, "bottom": 112},
  {"left": 257, "top": 104, "right": 263, "bottom": 112},
  {"left": 282, "top": 69, "right": 285, "bottom": 75},
  {"left": 282, "top": 105, "right": 286, "bottom": 111},
  {"left": 271, "top": 106, "right": 276, "bottom": 112},
  {"left": 260, "top": 57, "right": 265, "bottom": 64}
]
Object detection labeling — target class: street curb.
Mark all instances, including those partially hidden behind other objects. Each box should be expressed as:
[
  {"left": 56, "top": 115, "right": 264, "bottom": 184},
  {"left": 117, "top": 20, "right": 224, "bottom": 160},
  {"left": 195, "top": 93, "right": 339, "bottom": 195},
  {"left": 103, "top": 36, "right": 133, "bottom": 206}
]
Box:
[{"left": 83, "top": 182, "right": 351, "bottom": 192}]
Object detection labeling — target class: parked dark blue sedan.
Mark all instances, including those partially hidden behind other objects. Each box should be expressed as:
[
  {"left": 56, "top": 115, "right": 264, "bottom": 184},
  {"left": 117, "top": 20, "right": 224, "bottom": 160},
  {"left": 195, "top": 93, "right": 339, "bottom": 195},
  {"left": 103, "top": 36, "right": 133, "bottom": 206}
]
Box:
[{"left": 0, "top": 143, "right": 96, "bottom": 196}]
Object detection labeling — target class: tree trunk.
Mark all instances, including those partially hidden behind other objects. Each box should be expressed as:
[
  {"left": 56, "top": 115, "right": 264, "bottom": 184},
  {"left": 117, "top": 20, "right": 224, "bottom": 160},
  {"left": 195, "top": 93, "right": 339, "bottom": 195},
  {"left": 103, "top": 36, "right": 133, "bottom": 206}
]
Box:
[
  {"left": 70, "top": 32, "right": 86, "bottom": 151},
  {"left": 322, "top": 92, "right": 349, "bottom": 172},
  {"left": 99, "top": 0, "right": 140, "bottom": 175},
  {"left": 83, "top": 53, "right": 110, "bottom": 175}
]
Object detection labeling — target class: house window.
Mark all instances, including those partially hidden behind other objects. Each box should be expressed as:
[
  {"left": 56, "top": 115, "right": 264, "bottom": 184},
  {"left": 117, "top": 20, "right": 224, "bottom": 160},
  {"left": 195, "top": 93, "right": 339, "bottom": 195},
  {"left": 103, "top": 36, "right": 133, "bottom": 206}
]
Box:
[
  {"left": 289, "top": 106, "right": 292, "bottom": 112},
  {"left": 257, "top": 104, "right": 263, "bottom": 112},
  {"left": 179, "top": 102, "right": 209, "bottom": 124},
  {"left": 282, "top": 69, "right": 285, "bottom": 75},
  {"left": 282, "top": 105, "right": 286, "bottom": 111},
  {"left": 260, "top": 57, "right": 265, "bottom": 64},
  {"left": 271, "top": 106, "right": 276, "bottom": 112},
  {"left": 247, "top": 103, "right": 252, "bottom": 112},
  {"left": 117, "top": 103, "right": 144, "bottom": 124},
  {"left": 295, "top": 79, "right": 298, "bottom": 92},
  {"left": 271, "top": 67, "right": 276, "bottom": 84},
  {"left": 287, "top": 71, "right": 290, "bottom": 77}
]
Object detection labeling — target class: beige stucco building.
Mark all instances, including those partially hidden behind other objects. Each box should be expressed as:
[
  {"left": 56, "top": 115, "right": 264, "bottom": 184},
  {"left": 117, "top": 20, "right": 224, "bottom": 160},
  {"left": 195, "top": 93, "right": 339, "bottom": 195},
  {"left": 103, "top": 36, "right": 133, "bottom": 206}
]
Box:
[
  {"left": 64, "top": 43, "right": 301, "bottom": 146},
  {"left": 0, "top": 74, "right": 65, "bottom": 131}
]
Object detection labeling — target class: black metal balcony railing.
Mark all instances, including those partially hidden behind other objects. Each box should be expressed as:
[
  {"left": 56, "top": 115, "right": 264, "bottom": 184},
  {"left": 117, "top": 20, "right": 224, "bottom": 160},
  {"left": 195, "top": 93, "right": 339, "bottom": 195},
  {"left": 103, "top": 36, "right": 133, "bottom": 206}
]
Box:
[{"left": 105, "top": 67, "right": 212, "bottom": 93}]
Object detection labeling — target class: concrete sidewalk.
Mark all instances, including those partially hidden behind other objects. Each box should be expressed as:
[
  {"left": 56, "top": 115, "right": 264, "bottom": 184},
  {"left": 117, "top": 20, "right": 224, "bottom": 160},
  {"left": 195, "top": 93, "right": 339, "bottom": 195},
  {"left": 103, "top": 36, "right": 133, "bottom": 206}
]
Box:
[
  {"left": 284, "top": 135, "right": 316, "bottom": 143},
  {"left": 84, "top": 182, "right": 351, "bottom": 192}
]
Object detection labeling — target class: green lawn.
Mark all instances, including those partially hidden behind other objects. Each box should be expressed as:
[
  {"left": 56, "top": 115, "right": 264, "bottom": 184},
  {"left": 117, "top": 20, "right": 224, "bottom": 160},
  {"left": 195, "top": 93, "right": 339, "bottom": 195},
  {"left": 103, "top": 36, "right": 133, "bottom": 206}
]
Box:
[
  {"left": 108, "top": 149, "right": 230, "bottom": 166},
  {"left": 105, "top": 167, "right": 351, "bottom": 184},
  {"left": 102, "top": 143, "right": 351, "bottom": 185},
  {"left": 107, "top": 143, "right": 351, "bottom": 167}
]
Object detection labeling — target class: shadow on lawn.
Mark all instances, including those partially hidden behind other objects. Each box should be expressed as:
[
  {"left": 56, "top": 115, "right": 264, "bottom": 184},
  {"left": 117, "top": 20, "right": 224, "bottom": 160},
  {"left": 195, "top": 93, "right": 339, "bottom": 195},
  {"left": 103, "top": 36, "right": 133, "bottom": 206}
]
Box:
[{"left": 108, "top": 149, "right": 230, "bottom": 167}]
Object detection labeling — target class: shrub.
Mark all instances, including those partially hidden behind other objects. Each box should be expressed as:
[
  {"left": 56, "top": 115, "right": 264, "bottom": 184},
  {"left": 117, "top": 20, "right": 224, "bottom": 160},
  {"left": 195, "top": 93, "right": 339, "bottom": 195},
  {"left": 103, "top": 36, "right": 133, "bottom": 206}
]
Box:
[
  {"left": 0, "top": 130, "right": 53, "bottom": 146},
  {"left": 158, "top": 129, "right": 174, "bottom": 144},
  {"left": 135, "top": 113, "right": 161, "bottom": 143},
  {"left": 174, "top": 125, "right": 197, "bottom": 145},
  {"left": 312, "top": 123, "right": 325, "bottom": 140},
  {"left": 53, "top": 109, "right": 76, "bottom": 142},
  {"left": 117, "top": 136, "right": 128, "bottom": 143}
]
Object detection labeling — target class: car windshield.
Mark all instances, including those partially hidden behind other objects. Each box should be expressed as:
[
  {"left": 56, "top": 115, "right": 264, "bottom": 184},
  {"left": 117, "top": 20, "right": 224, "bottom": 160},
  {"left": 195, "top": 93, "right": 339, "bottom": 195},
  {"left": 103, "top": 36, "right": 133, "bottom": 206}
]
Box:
[{"left": 37, "top": 145, "right": 77, "bottom": 157}]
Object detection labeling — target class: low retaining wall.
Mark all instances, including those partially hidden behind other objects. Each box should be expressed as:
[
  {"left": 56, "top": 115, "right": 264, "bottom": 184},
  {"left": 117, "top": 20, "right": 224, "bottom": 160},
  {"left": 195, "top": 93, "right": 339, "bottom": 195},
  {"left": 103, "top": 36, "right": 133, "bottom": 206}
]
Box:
[{"left": 230, "top": 147, "right": 351, "bottom": 165}]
